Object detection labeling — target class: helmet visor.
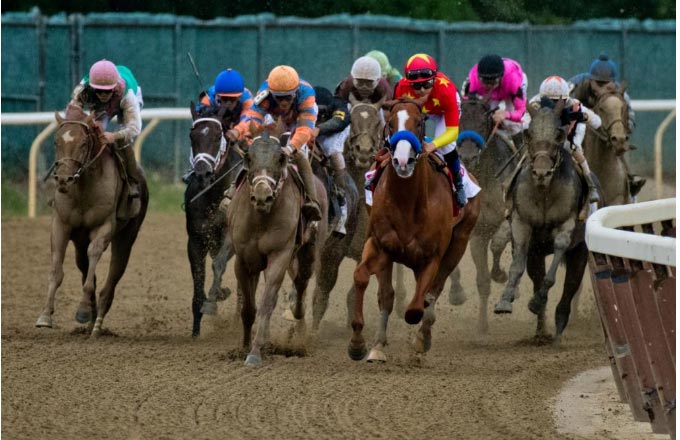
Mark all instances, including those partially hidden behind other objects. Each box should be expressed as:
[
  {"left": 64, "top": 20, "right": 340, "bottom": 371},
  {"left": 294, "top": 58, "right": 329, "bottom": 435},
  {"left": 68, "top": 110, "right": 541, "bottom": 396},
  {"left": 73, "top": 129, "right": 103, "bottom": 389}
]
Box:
[{"left": 406, "top": 69, "right": 436, "bottom": 82}]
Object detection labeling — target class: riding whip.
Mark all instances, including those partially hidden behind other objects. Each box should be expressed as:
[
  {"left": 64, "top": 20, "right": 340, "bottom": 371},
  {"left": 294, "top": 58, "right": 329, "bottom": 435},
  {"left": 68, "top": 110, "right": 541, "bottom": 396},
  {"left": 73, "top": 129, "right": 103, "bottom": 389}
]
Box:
[
  {"left": 187, "top": 52, "right": 208, "bottom": 96},
  {"left": 189, "top": 158, "right": 243, "bottom": 204}
]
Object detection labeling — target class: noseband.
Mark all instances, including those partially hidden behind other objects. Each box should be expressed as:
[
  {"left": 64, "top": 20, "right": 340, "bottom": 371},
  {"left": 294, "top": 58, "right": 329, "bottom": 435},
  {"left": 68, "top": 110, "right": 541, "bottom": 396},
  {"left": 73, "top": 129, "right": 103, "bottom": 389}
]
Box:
[
  {"left": 589, "top": 92, "right": 628, "bottom": 146},
  {"left": 529, "top": 143, "right": 563, "bottom": 174},
  {"left": 190, "top": 117, "right": 228, "bottom": 172},
  {"left": 385, "top": 101, "right": 426, "bottom": 153},
  {"left": 248, "top": 134, "right": 288, "bottom": 200}
]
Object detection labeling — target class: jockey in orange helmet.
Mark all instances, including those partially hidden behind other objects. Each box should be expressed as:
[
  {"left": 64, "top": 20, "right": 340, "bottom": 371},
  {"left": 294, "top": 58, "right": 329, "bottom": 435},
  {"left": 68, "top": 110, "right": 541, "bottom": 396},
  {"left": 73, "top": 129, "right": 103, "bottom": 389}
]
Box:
[
  {"left": 226, "top": 65, "right": 322, "bottom": 221},
  {"left": 394, "top": 53, "right": 479, "bottom": 208}
]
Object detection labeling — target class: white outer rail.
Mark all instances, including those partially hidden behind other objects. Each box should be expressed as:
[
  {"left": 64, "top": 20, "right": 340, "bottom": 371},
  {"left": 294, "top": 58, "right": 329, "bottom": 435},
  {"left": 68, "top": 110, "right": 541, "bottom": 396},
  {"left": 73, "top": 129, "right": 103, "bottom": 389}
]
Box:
[
  {"left": 1, "top": 100, "right": 675, "bottom": 218},
  {"left": 1, "top": 108, "right": 191, "bottom": 218},
  {"left": 585, "top": 198, "right": 676, "bottom": 266}
]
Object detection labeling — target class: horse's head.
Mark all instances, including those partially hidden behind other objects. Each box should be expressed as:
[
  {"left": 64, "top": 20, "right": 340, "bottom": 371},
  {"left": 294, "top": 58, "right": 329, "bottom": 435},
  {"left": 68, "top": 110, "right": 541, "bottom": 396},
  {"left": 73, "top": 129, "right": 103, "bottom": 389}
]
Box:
[
  {"left": 593, "top": 89, "right": 630, "bottom": 156},
  {"left": 347, "top": 93, "right": 385, "bottom": 169},
  {"left": 458, "top": 94, "right": 493, "bottom": 171},
  {"left": 189, "top": 103, "right": 229, "bottom": 186},
  {"left": 385, "top": 98, "right": 426, "bottom": 178},
  {"left": 242, "top": 119, "right": 288, "bottom": 214},
  {"left": 53, "top": 105, "right": 102, "bottom": 193},
  {"left": 525, "top": 100, "right": 567, "bottom": 188}
]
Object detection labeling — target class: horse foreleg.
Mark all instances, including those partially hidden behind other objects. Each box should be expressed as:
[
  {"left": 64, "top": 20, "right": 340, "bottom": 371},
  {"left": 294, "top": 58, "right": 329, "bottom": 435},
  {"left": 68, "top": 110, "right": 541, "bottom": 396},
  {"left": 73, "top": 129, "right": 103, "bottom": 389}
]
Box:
[
  {"left": 187, "top": 235, "right": 208, "bottom": 336},
  {"left": 235, "top": 256, "right": 258, "bottom": 354},
  {"left": 447, "top": 268, "right": 466, "bottom": 306},
  {"left": 490, "top": 220, "right": 511, "bottom": 284},
  {"left": 554, "top": 242, "right": 588, "bottom": 346},
  {"left": 207, "top": 230, "right": 233, "bottom": 304},
  {"left": 368, "top": 263, "right": 394, "bottom": 363},
  {"left": 393, "top": 264, "right": 407, "bottom": 317},
  {"left": 93, "top": 231, "right": 136, "bottom": 336},
  {"left": 406, "top": 260, "right": 440, "bottom": 325},
  {"left": 469, "top": 234, "right": 491, "bottom": 334},
  {"left": 36, "top": 219, "right": 71, "bottom": 328},
  {"left": 311, "top": 241, "right": 343, "bottom": 331},
  {"left": 245, "top": 249, "right": 292, "bottom": 367},
  {"left": 349, "top": 237, "right": 389, "bottom": 361},
  {"left": 414, "top": 292, "right": 438, "bottom": 354},
  {"left": 526, "top": 248, "right": 548, "bottom": 338},
  {"left": 528, "top": 218, "right": 576, "bottom": 317},
  {"left": 494, "top": 215, "right": 532, "bottom": 314},
  {"left": 85, "top": 223, "right": 114, "bottom": 337}
]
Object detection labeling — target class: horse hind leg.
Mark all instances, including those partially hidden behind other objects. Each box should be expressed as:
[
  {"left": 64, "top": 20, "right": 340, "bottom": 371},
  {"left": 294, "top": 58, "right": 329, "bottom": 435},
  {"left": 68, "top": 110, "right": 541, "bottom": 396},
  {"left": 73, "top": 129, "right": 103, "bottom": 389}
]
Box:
[
  {"left": 73, "top": 239, "right": 98, "bottom": 330},
  {"left": 207, "top": 230, "right": 233, "bottom": 304},
  {"left": 188, "top": 235, "right": 209, "bottom": 336},
  {"left": 447, "top": 268, "right": 466, "bottom": 306},
  {"left": 469, "top": 234, "right": 491, "bottom": 334},
  {"left": 311, "top": 240, "right": 344, "bottom": 331},
  {"left": 525, "top": 249, "right": 549, "bottom": 338},
  {"left": 393, "top": 264, "right": 407, "bottom": 317},
  {"left": 554, "top": 242, "right": 588, "bottom": 347},
  {"left": 490, "top": 220, "right": 511, "bottom": 284}
]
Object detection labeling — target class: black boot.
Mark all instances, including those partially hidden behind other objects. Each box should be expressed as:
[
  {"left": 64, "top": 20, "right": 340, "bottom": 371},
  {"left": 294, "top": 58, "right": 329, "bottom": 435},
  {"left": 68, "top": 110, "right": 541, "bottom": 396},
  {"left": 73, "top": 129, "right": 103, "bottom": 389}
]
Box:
[
  {"left": 443, "top": 150, "right": 467, "bottom": 208},
  {"left": 628, "top": 174, "right": 646, "bottom": 197},
  {"left": 120, "top": 144, "right": 141, "bottom": 198}
]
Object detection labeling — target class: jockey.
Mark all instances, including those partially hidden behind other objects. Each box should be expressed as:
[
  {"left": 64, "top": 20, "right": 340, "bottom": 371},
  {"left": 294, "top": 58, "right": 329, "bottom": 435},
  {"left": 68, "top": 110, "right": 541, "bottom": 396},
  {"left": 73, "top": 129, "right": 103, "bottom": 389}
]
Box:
[
  {"left": 463, "top": 54, "right": 528, "bottom": 149},
  {"left": 225, "top": 65, "right": 322, "bottom": 221},
  {"left": 313, "top": 86, "right": 351, "bottom": 201},
  {"left": 335, "top": 56, "right": 393, "bottom": 104},
  {"left": 197, "top": 68, "right": 253, "bottom": 129},
  {"left": 569, "top": 54, "right": 644, "bottom": 197},
  {"left": 529, "top": 76, "right": 602, "bottom": 203},
  {"left": 365, "top": 50, "right": 402, "bottom": 88},
  {"left": 68, "top": 59, "right": 143, "bottom": 197},
  {"left": 394, "top": 53, "right": 468, "bottom": 208}
]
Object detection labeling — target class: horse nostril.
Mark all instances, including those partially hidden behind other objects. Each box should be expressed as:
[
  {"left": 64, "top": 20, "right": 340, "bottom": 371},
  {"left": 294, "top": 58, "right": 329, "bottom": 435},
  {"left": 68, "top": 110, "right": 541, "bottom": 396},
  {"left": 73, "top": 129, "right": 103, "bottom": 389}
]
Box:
[
  {"left": 250, "top": 195, "right": 256, "bottom": 203},
  {"left": 265, "top": 196, "right": 273, "bottom": 204}
]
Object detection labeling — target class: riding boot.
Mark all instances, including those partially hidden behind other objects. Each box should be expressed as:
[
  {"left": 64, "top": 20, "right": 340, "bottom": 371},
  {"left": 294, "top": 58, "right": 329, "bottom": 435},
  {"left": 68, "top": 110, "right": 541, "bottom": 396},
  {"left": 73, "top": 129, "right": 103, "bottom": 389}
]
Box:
[
  {"left": 330, "top": 153, "right": 347, "bottom": 206},
  {"left": 621, "top": 155, "right": 646, "bottom": 197},
  {"left": 119, "top": 143, "right": 141, "bottom": 198},
  {"left": 292, "top": 150, "right": 323, "bottom": 221},
  {"left": 443, "top": 149, "right": 467, "bottom": 208},
  {"left": 579, "top": 159, "right": 600, "bottom": 204}
]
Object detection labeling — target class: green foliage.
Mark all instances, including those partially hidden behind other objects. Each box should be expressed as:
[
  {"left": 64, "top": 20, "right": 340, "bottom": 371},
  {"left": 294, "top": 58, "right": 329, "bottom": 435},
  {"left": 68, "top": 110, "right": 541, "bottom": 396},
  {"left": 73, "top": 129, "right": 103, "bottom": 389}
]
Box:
[
  {"left": 1, "top": 180, "right": 27, "bottom": 217},
  {"left": 145, "top": 173, "right": 186, "bottom": 214},
  {"left": 1, "top": 0, "right": 674, "bottom": 21}
]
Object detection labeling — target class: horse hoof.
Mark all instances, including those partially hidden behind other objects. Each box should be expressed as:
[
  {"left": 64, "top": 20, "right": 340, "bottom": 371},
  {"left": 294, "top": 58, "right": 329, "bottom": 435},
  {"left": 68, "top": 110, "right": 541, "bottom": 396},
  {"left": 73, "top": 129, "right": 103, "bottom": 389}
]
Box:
[
  {"left": 528, "top": 298, "right": 543, "bottom": 315},
  {"left": 244, "top": 354, "right": 262, "bottom": 368},
  {"left": 282, "top": 308, "right": 298, "bottom": 322},
  {"left": 367, "top": 348, "right": 387, "bottom": 363},
  {"left": 413, "top": 333, "right": 431, "bottom": 353},
  {"left": 75, "top": 310, "right": 91, "bottom": 324},
  {"left": 90, "top": 328, "right": 101, "bottom": 338},
  {"left": 347, "top": 344, "right": 367, "bottom": 361},
  {"left": 216, "top": 287, "right": 231, "bottom": 301},
  {"left": 201, "top": 301, "right": 217, "bottom": 316},
  {"left": 404, "top": 308, "right": 423, "bottom": 325},
  {"left": 35, "top": 315, "right": 53, "bottom": 328},
  {"left": 493, "top": 300, "right": 513, "bottom": 314},
  {"left": 448, "top": 289, "right": 467, "bottom": 306},
  {"left": 491, "top": 269, "right": 508, "bottom": 284}
]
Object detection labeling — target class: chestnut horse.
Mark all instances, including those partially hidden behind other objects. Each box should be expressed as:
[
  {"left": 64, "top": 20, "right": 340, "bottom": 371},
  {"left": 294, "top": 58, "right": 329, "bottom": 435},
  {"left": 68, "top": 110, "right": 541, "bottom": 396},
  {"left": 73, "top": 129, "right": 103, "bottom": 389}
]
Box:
[
  {"left": 348, "top": 99, "right": 480, "bottom": 362},
  {"left": 36, "top": 105, "right": 148, "bottom": 336}
]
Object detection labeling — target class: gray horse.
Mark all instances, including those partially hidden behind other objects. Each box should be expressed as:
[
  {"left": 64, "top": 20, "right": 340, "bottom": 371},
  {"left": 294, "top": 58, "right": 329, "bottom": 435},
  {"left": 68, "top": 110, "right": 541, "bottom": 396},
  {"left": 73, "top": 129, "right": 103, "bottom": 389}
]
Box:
[
  {"left": 493, "top": 100, "right": 591, "bottom": 345},
  {"left": 454, "top": 96, "right": 516, "bottom": 333},
  {"left": 228, "top": 122, "right": 328, "bottom": 367},
  {"left": 36, "top": 105, "right": 148, "bottom": 336},
  {"left": 583, "top": 88, "right": 633, "bottom": 205}
]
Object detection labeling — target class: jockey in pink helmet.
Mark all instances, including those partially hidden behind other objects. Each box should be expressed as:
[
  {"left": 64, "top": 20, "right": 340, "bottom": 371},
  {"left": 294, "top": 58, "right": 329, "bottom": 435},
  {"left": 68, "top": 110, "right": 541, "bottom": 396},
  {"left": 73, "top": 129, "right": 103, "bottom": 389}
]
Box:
[
  {"left": 463, "top": 54, "right": 528, "bottom": 149},
  {"left": 68, "top": 59, "right": 144, "bottom": 197}
]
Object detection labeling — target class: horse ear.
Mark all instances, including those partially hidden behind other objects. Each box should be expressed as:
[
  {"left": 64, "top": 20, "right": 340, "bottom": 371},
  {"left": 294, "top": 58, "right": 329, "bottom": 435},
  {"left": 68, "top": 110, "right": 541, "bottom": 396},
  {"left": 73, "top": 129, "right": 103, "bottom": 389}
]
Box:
[
  {"left": 413, "top": 95, "right": 428, "bottom": 107},
  {"left": 619, "top": 80, "right": 628, "bottom": 94},
  {"left": 217, "top": 104, "right": 228, "bottom": 120},
  {"left": 374, "top": 95, "right": 387, "bottom": 110},
  {"left": 348, "top": 92, "right": 359, "bottom": 107},
  {"left": 553, "top": 99, "right": 565, "bottom": 117},
  {"left": 55, "top": 111, "right": 64, "bottom": 124},
  {"left": 382, "top": 99, "right": 397, "bottom": 110},
  {"left": 190, "top": 101, "right": 198, "bottom": 121}
]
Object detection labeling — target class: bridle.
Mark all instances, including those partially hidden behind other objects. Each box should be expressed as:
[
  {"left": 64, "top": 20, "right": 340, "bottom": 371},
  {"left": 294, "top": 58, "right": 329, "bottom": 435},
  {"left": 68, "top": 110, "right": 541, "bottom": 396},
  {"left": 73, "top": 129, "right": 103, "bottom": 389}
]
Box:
[
  {"left": 51, "top": 120, "right": 108, "bottom": 184},
  {"left": 247, "top": 134, "right": 289, "bottom": 200},
  {"left": 588, "top": 92, "right": 628, "bottom": 146},
  {"left": 529, "top": 139, "right": 563, "bottom": 175},
  {"left": 348, "top": 102, "right": 383, "bottom": 155},
  {"left": 384, "top": 100, "right": 426, "bottom": 151},
  {"left": 190, "top": 117, "right": 228, "bottom": 173}
]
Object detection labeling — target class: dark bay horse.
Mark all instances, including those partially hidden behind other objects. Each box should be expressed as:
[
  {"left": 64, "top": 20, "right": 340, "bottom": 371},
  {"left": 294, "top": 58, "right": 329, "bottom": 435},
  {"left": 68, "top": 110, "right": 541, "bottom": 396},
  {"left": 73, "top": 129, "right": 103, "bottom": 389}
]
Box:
[
  {"left": 454, "top": 95, "right": 516, "bottom": 333},
  {"left": 349, "top": 99, "right": 480, "bottom": 362},
  {"left": 228, "top": 122, "right": 328, "bottom": 367},
  {"left": 583, "top": 88, "right": 632, "bottom": 205},
  {"left": 493, "top": 100, "right": 592, "bottom": 345},
  {"left": 36, "top": 105, "right": 148, "bottom": 336},
  {"left": 185, "top": 103, "right": 242, "bottom": 337}
]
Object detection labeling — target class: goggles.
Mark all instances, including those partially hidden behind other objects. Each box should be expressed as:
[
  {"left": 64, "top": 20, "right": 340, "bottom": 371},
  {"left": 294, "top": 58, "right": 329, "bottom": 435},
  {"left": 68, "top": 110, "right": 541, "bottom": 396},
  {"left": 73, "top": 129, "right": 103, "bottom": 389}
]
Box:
[
  {"left": 406, "top": 68, "right": 436, "bottom": 81},
  {"left": 93, "top": 88, "right": 114, "bottom": 95},
  {"left": 412, "top": 79, "right": 435, "bottom": 91}
]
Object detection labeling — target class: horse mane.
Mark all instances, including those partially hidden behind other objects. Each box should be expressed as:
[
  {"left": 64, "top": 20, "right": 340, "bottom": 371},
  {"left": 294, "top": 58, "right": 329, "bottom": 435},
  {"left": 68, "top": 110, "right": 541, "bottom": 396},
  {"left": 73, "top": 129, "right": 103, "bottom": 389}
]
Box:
[{"left": 64, "top": 104, "right": 88, "bottom": 121}]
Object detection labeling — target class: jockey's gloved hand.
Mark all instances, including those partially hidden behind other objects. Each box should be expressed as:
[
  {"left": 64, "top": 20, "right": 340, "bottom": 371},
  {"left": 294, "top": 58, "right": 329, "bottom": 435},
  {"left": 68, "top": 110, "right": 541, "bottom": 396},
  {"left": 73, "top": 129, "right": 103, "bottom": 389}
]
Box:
[
  {"left": 563, "top": 106, "right": 586, "bottom": 123},
  {"left": 281, "top": 145, "right": 295, "bottom": 157}
]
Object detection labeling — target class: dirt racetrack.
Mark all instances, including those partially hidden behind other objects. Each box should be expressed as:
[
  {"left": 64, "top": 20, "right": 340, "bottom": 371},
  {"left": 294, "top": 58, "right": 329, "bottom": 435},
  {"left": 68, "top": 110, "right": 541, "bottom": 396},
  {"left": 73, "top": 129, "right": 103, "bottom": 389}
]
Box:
[{"left": 0, "top": 207, "right": 651, "bottom": 439}]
